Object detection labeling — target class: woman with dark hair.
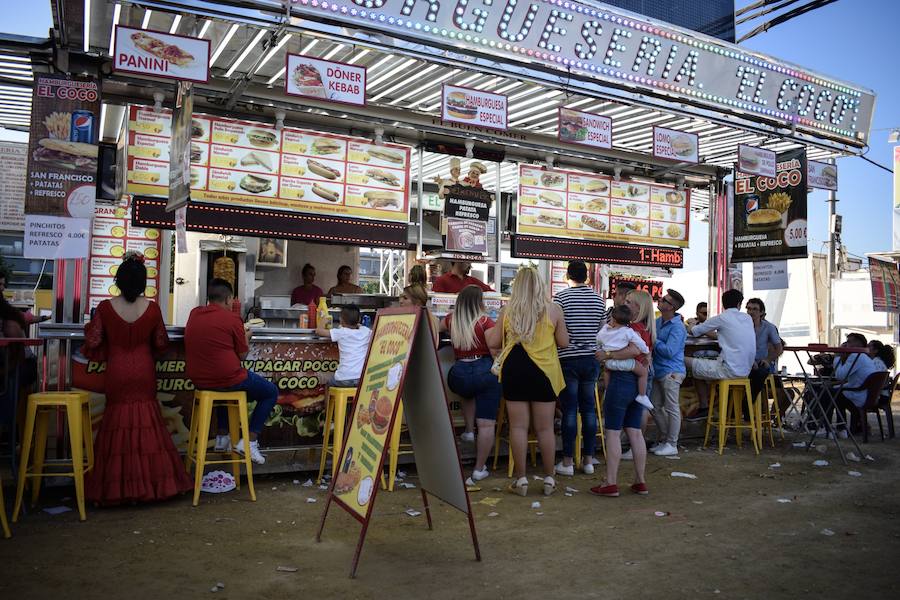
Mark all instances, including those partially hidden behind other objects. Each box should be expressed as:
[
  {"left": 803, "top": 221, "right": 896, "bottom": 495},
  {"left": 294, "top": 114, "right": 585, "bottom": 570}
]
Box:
[
  {"left": 326, "top": 265, "right": 364, "bottom": 298},
  {"left": 82, "top": 252, "right": 192, "bottom": 504},
  {"left": 867, "top": 340, "right": 896, "bottom": 372}
]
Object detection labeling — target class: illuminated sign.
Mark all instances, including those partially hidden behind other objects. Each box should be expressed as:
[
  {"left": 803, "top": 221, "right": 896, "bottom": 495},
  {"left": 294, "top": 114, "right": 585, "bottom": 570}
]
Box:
[
  {"left": 288, "top": 0, "right": 874, "bottom": 145},
  {"left": 511, "top": 234, "right": 684, "bottom": 268}
]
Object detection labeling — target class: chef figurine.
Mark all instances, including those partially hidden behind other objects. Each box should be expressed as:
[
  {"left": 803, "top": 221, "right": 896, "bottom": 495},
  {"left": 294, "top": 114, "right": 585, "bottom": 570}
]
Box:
[
  {"left": 461, "top": 161, "right": 487, "bottom": 188},
  {"left": 434, "top": 156, "right": 462, "bottom": 199}
]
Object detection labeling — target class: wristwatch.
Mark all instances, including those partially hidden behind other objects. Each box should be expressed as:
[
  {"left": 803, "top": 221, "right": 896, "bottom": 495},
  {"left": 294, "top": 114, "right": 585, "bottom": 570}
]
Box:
[{"left": 605, "top": 350, "right": 611, "bottom": 359}]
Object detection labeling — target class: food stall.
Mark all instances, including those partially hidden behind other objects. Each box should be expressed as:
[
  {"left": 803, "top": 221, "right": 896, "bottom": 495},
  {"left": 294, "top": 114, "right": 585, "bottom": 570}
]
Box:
[{"left": 11, "top": 0, "right": 874, "bottom": 469}]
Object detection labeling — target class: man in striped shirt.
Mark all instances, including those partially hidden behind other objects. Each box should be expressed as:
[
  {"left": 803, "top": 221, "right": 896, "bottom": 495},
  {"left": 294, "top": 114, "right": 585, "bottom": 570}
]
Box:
[{"left": 553, "top": 261, "right": 606, "bottom": 476}]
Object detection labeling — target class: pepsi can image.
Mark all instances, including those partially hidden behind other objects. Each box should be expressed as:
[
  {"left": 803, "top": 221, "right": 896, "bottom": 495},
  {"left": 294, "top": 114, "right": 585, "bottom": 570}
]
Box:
[{"left": 70, "top": 110, "right": 95, "bottom": 143}]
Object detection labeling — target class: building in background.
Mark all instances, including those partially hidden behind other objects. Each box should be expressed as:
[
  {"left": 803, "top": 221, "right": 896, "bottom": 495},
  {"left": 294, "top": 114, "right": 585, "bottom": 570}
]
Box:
[{"left": 602, "top": 0, "right": 736, "bottom": 41}]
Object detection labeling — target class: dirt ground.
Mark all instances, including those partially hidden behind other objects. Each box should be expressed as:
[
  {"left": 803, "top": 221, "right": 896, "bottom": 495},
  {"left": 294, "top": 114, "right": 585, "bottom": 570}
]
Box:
[{"left": 2, "top": 415, "right": 900, "bottom": 600}]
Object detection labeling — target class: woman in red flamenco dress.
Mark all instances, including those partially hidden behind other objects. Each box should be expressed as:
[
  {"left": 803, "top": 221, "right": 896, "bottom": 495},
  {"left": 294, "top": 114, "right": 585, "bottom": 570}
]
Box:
[{"left": 82, "top": 252, "right": 192, "bottom": 504}]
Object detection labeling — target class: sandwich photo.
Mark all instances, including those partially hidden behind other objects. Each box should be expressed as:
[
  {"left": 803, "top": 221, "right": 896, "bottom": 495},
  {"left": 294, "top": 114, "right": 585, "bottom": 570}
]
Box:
[
  {"left": 625, "top": 221, "right": 645, "bottom": 233},
  {"left": 238, "top": 174, "right": 272, "bottom": 194},
  {"left": 664, "top": 190, "right": 684, "bottom": 205},
  {"left": 671, "top": 135, "right": 695, "bottom": 157},
  {"left": 540, "top": 172, "right": 565, "bottom": 188},
  {"left": 584, "top": 179, "right": 609, "bottom": 194},
  {"left": 366, "top": 147, "right": 404, "bottom": 164},
  {"left": 626, "top": 184, "right": 647, "bottom": 199},
  {"left": 747, "top": 208, "right": 782, "bottom": 228},
  {"left": 559, "top": 110, "right": 588, "bottom": 142},
  {"left": 580, "top": 214, "right": 607, "bottom": 232},
  {"left": 190, "top": 143, "right": 203, "bottom": 164},
  {"left": 191, "top": 119, "right": 204, "bottom": 139},
  {"left": 740, "top": 153, "right": 760, "bottom": 172},
  {"left": 130, "top": 32, "right": 195, "bottom": 67},
  {"left": 247, "top": 129, "right": 277, "bottom": 148},
  {"left": 446, "top": 90, "right": 477, "bottom": 120},
  {"left": 291, "top": 63, "right": 326, "bottom": 98},
  {"left": 33, "top": 138, "right": 98, "bottom": 171},
  {"left": 584, "top": 198, "right": 607, "bottom": 213},
  {"left": 240, "top": 151, "right": 273, "bottom": 171},
  {"left": 666, "top": 224, "right": 682, "bottom": 238},
  {"left": 365, "top": 168, "right": 400, "bottom": 187},
  {"left": 312, "top": 182, "right": 340, "bottom": 202},
  {"left": 363, "top": 190, "right": 400, "bottom": 209},
  {"left": 537, "top": 191, "right": 564, "bottom": 208},
  {"left": 311, "top": 137, "right": 342, "bottom": 155},
  {"left": 334, "top": 461, "right": 361, "bottom": 495},
  {"left": 537, "top": 212, "right": 565, "bottom": 227},
  {"left": 306, "top": 158, "right": 341, "bottom": 180}
]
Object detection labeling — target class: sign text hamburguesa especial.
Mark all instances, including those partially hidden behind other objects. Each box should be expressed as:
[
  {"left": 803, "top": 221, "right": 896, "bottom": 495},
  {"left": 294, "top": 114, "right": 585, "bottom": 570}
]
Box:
[{"left": 289, "top": 0, "right": 874, "bottom": 145}]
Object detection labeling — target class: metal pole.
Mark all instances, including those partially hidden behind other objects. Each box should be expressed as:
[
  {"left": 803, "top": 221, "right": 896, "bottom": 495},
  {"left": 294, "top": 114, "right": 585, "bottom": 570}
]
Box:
[
  {"left": 493, "top": 161, "right": 502, "bottom": 291},
  {"left": 416, "top": 145, "right": 425, "bottom": 259},
  {"left": 825, "top": 158, "right": 838, "bottom": 345}
]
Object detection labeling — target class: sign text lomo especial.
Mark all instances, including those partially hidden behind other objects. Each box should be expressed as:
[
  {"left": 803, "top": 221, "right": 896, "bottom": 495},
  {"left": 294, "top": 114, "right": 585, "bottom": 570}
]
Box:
[{"left": 288, "top": 0, "right": 874, "bottom": 145}]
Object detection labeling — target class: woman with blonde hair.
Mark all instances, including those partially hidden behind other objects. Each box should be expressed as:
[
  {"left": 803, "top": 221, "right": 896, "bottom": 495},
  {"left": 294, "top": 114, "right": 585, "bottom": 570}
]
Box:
[
  {"left": 398, "top": 283, "right": 440, "bottom": 348},
  {"left": 440, "top": 285, "right": 501, "bottom": 484},
  {"left": 487, "top": 267, "right": 568, "bottom": 497}
]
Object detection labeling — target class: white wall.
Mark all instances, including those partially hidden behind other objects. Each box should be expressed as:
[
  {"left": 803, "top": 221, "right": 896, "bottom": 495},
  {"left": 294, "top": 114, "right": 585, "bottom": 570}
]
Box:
[{"left": 253, "top": 239, "right": 359, "bottom": 299}]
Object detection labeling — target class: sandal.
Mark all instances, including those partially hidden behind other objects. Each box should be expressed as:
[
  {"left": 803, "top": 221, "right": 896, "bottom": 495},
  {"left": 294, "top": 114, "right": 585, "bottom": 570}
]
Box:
[
  {"left": 507, "top": 477, "right": 528, "bottom": 497},
  {"left": 543, "top": 476, "right": 556, "bottom": 497}
]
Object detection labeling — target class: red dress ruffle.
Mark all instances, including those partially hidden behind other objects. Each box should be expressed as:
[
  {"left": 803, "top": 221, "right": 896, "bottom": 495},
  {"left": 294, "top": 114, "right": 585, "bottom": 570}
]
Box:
[{"left": 82, "top": 300, "right": 193, "bottom": 505}]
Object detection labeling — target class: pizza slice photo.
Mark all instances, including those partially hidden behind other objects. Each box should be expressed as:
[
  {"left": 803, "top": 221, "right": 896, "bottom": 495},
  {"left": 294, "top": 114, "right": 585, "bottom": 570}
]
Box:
[{"left": 130, "top": 32, "right": 195, "bottom": 67}]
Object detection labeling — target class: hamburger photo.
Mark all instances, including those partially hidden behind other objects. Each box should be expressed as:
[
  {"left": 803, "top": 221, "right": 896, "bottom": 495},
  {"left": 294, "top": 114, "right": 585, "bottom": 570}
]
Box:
[
  {"left": 190, "top": 143, "right": 203, "bottom": 164},
  {"left": 277, "top": 383, "right": 327, "bottom": 415},
  {"left": 191, "top": 119, "right": 204, "bottom": 139},
  {"left": 32, "top": 138, "right": 98, "bottom": 171},
  {"left": 370, "top": 394, "right": 392, "bottom": 435},
  {"left": 445, "top": 90, "right": 477, "bottom": 120},
  {"left": 247, "top": 129, "right": 277, "bottom": 148},
  {"left": 238, "top": 174, "right": 272, "bottom": 194},
  {"left": 559, "top": 110, "right": 588, "bottom": 142}
]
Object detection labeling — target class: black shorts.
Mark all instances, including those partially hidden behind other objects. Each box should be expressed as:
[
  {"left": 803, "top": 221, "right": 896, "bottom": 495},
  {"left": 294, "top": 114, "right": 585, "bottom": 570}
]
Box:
[{"left": 501, "top": 344, "right": 557, "bottom": 403}]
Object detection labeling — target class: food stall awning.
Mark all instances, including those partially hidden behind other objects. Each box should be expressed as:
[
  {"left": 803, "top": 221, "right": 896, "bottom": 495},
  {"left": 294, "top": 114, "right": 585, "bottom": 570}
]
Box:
[{"left": 0, "top": 35, "right": 45, "bottom": 131}]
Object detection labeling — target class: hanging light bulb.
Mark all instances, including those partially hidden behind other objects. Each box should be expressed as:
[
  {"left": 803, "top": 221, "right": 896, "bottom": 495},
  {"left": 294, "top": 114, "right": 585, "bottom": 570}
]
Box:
[{"left": 465, "top": 139, "right": 475, "bottom": 158}]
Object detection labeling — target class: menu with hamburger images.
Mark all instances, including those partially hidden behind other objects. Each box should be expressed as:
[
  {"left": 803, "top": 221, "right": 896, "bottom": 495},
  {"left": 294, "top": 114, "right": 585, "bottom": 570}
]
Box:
[
  {"left": 516, "top": 165, "right": 690, "bottom": 247},
  {"left": 86, "top": 196, "right": 163, "bottom": 312},
  {"left": 125, "top": 106, "right": 411, "bottom": 223}
]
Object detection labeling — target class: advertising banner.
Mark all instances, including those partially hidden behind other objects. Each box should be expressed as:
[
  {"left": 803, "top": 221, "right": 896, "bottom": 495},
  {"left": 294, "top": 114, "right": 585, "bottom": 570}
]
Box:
[
  {"left": 732, "top": 148, "right": 808, "bottom": 263},
  {"left": 113, "top": 26, "right": 210, "bottom": 83},
  {"left": 752, "top": 260, "right": 789, "bottom": 290},
  {"left": 0, "top": 142, "right": 27, "bottom": 230},
  {"left": 72, "top": 339, "right": 340, "bottom": 450},
  {"left": 894, "top": 147, "right": 900, "bottom": 252},
  {"left": 25, "top": 74, "right": 100, "bottom": 218},
  {"left": 86, "top": 197, "right": 163, "bottom": 311},
  {"left": 738, "top": 144, "right": 777, "bottom": 178},
  {"left": 516, "top": 165, "right": 690, "bottom": 247},
  {"left": 868, "top": 257, "right": 900, "bottom": 313},
  {"left": 441, "top": 85, "right": 507, "bottom": 131},
  {"left": 23, "top": 215, "right": 90, "bottom": 259},
  {"left": 167, "top": 83, "right": 193, "bottom": 212},
  {"left": 286, "top": 54, "right": 366, "bottom": 105},
  {"left": 557, "top": 108, "right": 612, "bottom": 150},
  {"left": 807, "top": 159, "right": 838, "bottom": 191},
  {"left": 125, "top": 106, "right": 412, "bottom": 223},
  {"left": 447, "top": 218, "right": 488, "bottom": 254},
  {"left": 652, "top": 126, "right": 699, "bottom": 164}
]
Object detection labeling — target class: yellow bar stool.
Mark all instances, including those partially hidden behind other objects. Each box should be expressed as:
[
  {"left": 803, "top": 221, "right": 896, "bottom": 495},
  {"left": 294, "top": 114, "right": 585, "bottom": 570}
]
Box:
[
  {"left": 757, "top": 374, "right": 785, "bottom": 447},
  {"left": 317, "top": 387, "right": 357, "bottom": 484},
  {"left": 1, "top": 472, "right": 11, "bottom": 538},
  {"left": 381, "top": 403, "right": 415, "bottom": 492},
  {"left": 13, "top": 391, "right": 93, "bottom": 522},
  {"left": 574, "top": 385, "right": 607, "bottom": 468},
  {"left": 703, "top": 378, "right": 759, "bottom": 455},
  {"left": 185, "top": 390, "right": 256, "bottom": 506}
]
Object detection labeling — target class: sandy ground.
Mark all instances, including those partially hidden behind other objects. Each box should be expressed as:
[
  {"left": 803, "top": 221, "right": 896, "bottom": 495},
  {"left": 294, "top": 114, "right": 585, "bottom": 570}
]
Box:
[{"left": 2, "top": 415, "right": 900, "bottom": 600}]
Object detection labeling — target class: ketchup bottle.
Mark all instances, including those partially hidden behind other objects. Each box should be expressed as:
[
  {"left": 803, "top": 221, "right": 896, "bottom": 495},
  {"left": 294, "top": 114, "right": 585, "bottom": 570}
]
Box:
[{"left": 308, "top": 299, "right": 317, "bottom": 329}]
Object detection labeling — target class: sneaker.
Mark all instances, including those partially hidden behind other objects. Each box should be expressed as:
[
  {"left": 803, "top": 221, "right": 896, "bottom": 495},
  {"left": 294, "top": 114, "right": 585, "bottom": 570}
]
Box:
[
  {"left": 234, "top": 438, "right": 266, "bottom": 465},
  {"left": 621, "top": 448, "right": 633, "bottom": 461},
  {"left": 460, "top": 431, "right": 475, "bottom": 443},
  {"left": 648, "top": 442, "right": 664, "bottom": 453},
  {"left": 590, "top": 483, "right": 619, "bottom": 497},
  {"left": 543, "top": 476, "right": 557, "bottom": 496},
  {"left": 836, "top": 429, "right": 849, "bottom": 440},
  {"left": 630, "top": 482, "right": 649, "bottom": 495},
  {"left": 554, "top": 462, "right": 574, "bottom": 476},
  {"left": 635, "top": 394, "right": 654, "bottom": 411},
  {"left": 814, "top": 428, "right": 834, "bottom": 439},
  {"left": 583, "top": 462, "right": 595, "bottom": 475},
  {"left": 507, "top": 477, "right": 528, "bottom": 497},
  {"left": 686, "top": 407, "right": 709, "bottom": 422},
  {"left": 471, "top": 466, "right": 490, "bottom": 481},
  {"left": 653, "top": 443, "right": 679, "bottom": 457},
  {"left": 214, "top": 434, "right": 231, "bottom": 453}
]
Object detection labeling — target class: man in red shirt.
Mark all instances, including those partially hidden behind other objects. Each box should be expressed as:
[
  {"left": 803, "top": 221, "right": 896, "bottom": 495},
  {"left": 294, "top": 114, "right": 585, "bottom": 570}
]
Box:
[
  {"left": 431, "top": 261, "right": 494, "bottom": 293},
  {"left": 185, "top": 278, "right": 277, "bottom": 464}
]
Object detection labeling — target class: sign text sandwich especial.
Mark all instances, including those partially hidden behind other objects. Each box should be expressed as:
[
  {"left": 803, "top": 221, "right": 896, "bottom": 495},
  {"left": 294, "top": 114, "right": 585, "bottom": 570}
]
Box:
[
  {"left": 288, "top": 0, "right": 875, "bottom": 146},
  {"left": 286, "top": 54, "right": 366, "bottom": 106},
  {"left": 114, "top": 26, "right": 210, "bottom": 83},
  {"left": 442, "top": 85, "right": 507, "bottom": 131},
  {"left": 558, "top": 108, "right": 612, "bottom": 150},
  {"left": 653, "top": 126, "right": 699, "bottom": 164}
]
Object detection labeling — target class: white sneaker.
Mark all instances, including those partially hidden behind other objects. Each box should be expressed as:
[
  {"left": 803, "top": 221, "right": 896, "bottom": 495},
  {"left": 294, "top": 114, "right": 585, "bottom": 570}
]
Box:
[
  {"left": 583, "top": 462, "right": 595, "bottom": 475},
  {"left": 635, "top": 395, "right": 654, "bottom": 411},
  {"left": 471, "top": 466, "right": 490, "bottom": 481},
  {"left": 214, "top": 434, "right": 231, "bottom": 453},
  {"left": 234, "top": 438, "right": 266, "bottom": 465},
  {"left": 653, "top": 442, "right": 679, "bottom": 457},
  {"left": 460, "top": 431, "right": 475, "bottom": 443},
  {"left": 621, "top": 448, "right": 633, "bottom": 461},
  {"left": 836, "top": 429, "right": 849, "bottom": 439},
  {"left": 554, "top": 461, "right": 574, "bottom": 476},
  {"left": 648, "top": 442, "right": 664, "bottom": 453}
]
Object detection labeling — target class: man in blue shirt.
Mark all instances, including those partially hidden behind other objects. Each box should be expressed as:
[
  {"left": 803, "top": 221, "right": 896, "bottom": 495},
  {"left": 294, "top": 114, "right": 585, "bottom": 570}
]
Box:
[
  {"left": 650, "top": 289, "right": 687, "bottom": 457},
  {"left": 825, "top": 333, "right": 879, "bottom": 435}
]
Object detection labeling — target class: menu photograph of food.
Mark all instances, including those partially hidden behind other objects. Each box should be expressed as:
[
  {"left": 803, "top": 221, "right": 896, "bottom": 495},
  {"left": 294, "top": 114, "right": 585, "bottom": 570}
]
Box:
[
  {"left": 113, "top": 26, "right": 210, "bottom": 84},
  {"left": 516, "top": 165, "right": 690, "bottom": 247},
  {"left": 125, "top": 106, "right": 411, "bottom": 223}
]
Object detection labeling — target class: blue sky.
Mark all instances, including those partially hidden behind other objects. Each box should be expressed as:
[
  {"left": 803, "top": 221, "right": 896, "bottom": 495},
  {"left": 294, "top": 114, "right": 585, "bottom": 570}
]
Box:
[{"left": 7, "top": 1, "right": 899, "bottom": 257}]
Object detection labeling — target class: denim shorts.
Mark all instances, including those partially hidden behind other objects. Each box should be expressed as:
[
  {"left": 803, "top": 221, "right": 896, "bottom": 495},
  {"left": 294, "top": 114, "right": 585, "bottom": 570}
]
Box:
[{"left": 448, "top": 356, "right": 501, "bottom": 421}]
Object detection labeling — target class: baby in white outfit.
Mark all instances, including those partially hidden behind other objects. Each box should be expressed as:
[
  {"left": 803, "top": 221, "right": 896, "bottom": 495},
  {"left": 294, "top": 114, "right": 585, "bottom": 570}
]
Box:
[{"left": 597, "top": 305, "right": 653, "bottom": 411}]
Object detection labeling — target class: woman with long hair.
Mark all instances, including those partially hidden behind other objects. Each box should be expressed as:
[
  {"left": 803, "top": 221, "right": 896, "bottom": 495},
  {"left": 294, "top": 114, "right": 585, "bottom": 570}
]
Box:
[
  {"left": 487, "top": 267, "right": 568, "bottom": 497},
  {"left": 441, "top": 285, "right": 501, "bottom": 484},
  {"left": 82, "top": 252, "right": 192, "bottom": 504},
  {"left": 398, "top": 283, "right": 440, "bottom": 348}
]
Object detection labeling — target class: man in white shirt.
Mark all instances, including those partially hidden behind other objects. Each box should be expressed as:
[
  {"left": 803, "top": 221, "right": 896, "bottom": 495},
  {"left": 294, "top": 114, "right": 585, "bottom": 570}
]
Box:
[{"left": 685, "top": 290, "right": 756, "bottom": 419}]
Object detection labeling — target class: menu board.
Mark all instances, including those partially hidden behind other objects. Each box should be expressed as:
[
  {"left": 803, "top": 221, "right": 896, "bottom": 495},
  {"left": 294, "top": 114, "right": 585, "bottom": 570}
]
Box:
[
  {"left": 125, "top": 106, "right": 411, "bottom": 223},
  {"left": 0, "top": 142, "right": 26, "bottom": 230},
  {"left": 516, "top": 165, "right": 690, "bottom": 248},
  {"left": 549, "top": 261, "right": 569, "bottom": 297},
  {"left": 86, "top": 196, "right": 163, "bottom": 311}
]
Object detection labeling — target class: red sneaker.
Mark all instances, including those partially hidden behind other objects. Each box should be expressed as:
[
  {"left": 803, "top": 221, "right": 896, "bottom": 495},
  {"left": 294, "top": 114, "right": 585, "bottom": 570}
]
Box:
[
  {"left": 630, "top": 482, "right": 649, "bottom": 495},
  {"left": 590, "top": 483, "right": 620, "bottom": 497}
]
